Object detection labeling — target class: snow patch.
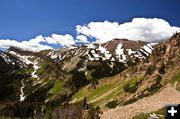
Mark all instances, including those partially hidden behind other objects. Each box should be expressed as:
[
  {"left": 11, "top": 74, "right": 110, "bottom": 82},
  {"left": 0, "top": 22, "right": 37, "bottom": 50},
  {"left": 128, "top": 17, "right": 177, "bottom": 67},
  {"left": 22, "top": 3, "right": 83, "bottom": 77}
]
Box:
[
  {"left": 115, "top": 44, "right": 126, "bottom": 62},
  {"left": 0, "top": 52, "right": 13, "bottom": 64},
  {"left": 142, "top": 45, "right": 152, "bottom": 54},
  {"left": 97, "top": 45, "right": 112, "bottom": 60},
  {"left": 20, "top": 79, "right": 26, "bottom": 102},
  {"left": 48, "top": 51, "right": 58, "bottom": 59},
  {"left": 31, "top": 60, "right": 40, "bottom": 79},
  {"left": 127, "top": 49, "right": 136, "bottom": 55},
  {"left": 87, "top": 43, "right": 95, "bottom": 49}
]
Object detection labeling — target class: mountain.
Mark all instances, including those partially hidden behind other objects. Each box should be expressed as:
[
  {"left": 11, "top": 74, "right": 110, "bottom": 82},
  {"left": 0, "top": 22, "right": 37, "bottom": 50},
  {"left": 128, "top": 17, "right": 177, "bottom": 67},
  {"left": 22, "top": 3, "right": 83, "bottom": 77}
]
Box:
[
  {"left": 0, "top": 34, "right": 179, "bottom": 119},
  {"left": 101, "top": 33, "right": 180, "bottom": 119},
  {"left": 0, "top": 50, "right": 25, "bottom": 74},
  {"left": 0, "top": 50, "right": 27, "bottom": 103}
]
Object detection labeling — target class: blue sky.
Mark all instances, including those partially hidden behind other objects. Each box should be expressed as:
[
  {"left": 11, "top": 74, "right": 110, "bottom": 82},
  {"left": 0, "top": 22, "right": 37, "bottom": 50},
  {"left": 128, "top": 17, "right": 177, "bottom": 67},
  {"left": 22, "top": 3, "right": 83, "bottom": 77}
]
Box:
[{"left": 0, "top": 0, "right": 180, "bottom": 51}]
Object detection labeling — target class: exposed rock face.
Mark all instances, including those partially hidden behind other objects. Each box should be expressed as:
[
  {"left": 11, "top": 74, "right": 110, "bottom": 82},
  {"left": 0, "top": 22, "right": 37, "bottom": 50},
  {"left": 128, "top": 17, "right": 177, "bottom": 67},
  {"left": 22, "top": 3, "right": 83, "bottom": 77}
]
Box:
[{"left": 101, "top": 33, "right": 180, "bottom": 119}]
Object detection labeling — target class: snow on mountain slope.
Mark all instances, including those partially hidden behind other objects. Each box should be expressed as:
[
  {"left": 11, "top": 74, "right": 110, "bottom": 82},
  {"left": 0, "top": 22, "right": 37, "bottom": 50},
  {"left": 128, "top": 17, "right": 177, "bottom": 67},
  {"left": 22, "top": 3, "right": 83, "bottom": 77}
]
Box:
[
  {"left": 0, "top": 52, "right": 14, "bottom": 64},
  {"left": 2, "top": 38, "right": 157, "bottom": 104},
  {"left": 8, "top": 49, "right": 40, "bottom": 79},
  {"left": 115, "top": 43, "right": 126, "bottom": 62},
  {"left": 47, "top": 39, "right": 157, "bottom": 64},
  {"left": 20, "top": 79, "right": 26, "bottom": 102},
  {"left": 0, "top": 50, "right": 25, "bottom": 73}
]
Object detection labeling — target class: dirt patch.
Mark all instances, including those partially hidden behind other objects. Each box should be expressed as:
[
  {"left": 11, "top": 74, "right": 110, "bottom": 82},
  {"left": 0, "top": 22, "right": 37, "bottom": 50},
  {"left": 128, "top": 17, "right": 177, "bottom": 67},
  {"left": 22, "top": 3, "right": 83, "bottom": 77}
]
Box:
[{"left": 101, "top": 85, "right": 180, "bottom": 119}]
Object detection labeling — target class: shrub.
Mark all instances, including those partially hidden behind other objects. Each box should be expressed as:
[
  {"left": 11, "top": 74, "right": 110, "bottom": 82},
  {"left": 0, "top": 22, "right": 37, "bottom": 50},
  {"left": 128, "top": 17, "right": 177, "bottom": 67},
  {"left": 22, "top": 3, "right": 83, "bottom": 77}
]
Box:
[
  {"left": 123, "top": 77, "right": 142, "bottom": 93},
  {"left": 87, "top": 104, "right": 101, "bottom": 119},
  {"left": 105, "top": 100, "right": 119, "bottom": 109},
  {"left": 123, "top": 83, "right": 130, "bottom": 92},
  {"left": 146, "top": 66, "right": 154, "bottom": 75},
  {"left": 159, "top": 63, "right": 165, "bottom": 74},
  {"left": 148, "top": 75, "right": 162, "bottom": 95}
]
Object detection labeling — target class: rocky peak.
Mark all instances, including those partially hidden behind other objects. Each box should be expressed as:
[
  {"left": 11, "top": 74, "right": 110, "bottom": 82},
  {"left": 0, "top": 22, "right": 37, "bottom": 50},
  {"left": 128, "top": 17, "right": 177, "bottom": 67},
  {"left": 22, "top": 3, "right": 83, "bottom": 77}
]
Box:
[{"left": 150, "top": 33, "right": 180, "bottom": 66}]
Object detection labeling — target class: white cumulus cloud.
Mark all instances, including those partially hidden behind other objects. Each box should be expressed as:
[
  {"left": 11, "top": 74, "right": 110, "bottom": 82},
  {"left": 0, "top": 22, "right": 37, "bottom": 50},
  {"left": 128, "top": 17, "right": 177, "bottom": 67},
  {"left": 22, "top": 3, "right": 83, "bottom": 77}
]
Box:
[
  {"left": 76, "top": 35, "right": 89, "bottom": 43},
  {"left": 50, "top": 34, "right": 75, "bottom": 46},
  {"left": 0, "top": 18, "right": 180, "bottom": 51},
  {"left": 76, "top": 18, "right": 180, "bottom": 43},
  {"left": 0, "top": 35, "right": 53, "bottom": 52},
  {"left": 0, "top": 34, "right": 76, "bottom": 51}
]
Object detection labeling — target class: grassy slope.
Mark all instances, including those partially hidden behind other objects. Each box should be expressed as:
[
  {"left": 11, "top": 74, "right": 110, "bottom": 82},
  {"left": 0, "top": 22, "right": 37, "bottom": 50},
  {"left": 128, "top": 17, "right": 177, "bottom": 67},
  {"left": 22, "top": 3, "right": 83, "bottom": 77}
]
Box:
[
  {"left": 71, "top": 63, "right": 180, "bottom": 118},
  {"left": 71, "top": 72, "right": 143, "bottom": 108},
  {"left": 48, "top": 80, "right": 64, "bottom": 100},
  {"left": 71, "top": 74, "right": 121, "bottom": 106}
]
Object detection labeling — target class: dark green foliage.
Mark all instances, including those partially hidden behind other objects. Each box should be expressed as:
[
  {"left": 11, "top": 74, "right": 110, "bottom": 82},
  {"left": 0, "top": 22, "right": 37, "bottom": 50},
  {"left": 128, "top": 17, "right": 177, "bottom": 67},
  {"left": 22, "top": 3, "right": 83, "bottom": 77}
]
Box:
[
  {"left": 66, "top": 70, "right": 88, "bottom": 92},
  {"left": 83, "top": 96, "right": 88, "bottom": 109},
  {"left": 129, "top": 84, "right": 139, "bottom": 93},
  {"left": 25, "top": 80, "right": 54, "bottom": 102},
  {"left": 124, "top": 75, "right": 162, "bottom": 105},
  {"left": 148, "top": 75, "right": 162, "bottom": 95},
  {"left": 123, "top": 83, "right": 130, "bottom": 92},
  {"left": 87, "top": 61, "right": 125, "bottom": 79},
  {"left": 0, "top": 102, "right": 40, "bottom": 119},
  {"left": 105, "top": 100, "right": 119, "bottom": 109},
  {"left": 124, "top": 92, "right": 148, "bottom": 105},
  {"left": 126, "top": 59, "right": 138, "bottom": 67},
  {"left": 87, "top": 104, "right": 101, "bottom": 119},
  {"left": 123, "top": 79, "right": 142, "bottom": 93},
  {"left": 146, "top": 66, "right": 154, "bottom": 75},
  {"left": 159, "top": 63, "right": 165, "bottom": 74},
  {"left": 0, "top": 69, "right": 29, "bottom": 102},
  {"left": 156, "top": 75, "right": 162, "bottom": 82},
  {"left": 36, "top": 60, "right": 53, "bottom": 75},
  {"left": 0, "top": 51, "right": 22, "bottom": 75}
]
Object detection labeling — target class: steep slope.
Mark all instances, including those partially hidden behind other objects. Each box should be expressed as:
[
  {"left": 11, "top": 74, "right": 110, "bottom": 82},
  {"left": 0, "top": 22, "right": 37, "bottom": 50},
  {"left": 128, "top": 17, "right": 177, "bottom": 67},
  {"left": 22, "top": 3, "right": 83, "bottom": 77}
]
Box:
[
  {"left": 6, "top": 47, "right": 56, "bottom": 102},
  {"left": 0, "top": 50, "right": 24, "bottom": 74},
  {"left": 101, "top": 33, "right": 180, "bottom": 119},
  {"left": 101, "top": 86, "right": 180, "bottom": 119},
  {"left": 0, "top": 50, "right": 26, "bottom": 104}
]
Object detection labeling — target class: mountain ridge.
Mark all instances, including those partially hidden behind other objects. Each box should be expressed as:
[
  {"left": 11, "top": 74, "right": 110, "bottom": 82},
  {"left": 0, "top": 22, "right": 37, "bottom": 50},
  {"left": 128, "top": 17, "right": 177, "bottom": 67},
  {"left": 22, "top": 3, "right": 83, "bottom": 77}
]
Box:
[{"left": 0, "top": 34, "right": 179, "bottom": 119}]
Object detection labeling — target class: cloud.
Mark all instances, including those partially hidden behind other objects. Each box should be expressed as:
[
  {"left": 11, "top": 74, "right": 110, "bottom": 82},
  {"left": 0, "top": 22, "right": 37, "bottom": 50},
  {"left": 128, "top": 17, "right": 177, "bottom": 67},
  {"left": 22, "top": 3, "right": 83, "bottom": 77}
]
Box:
[
  {"left": 44, "top": 37, "right": 57, "bottom": 44},
  {"left": 76, "top": 18, "right": 180, "bottom": 43},
  {"left": 1, "top": 18, "right": 180, "bottom": 51},
  {"left": 44, "top": 34, "right": 76, "bottom": 46},
  {"left": 0, "top": 34, "right": 76, "bottom": 51},
  {"left": 50, "top": 34, "right": 75, "bottom": 46},
  {"left": 76, "top": 35, "right": 89, "bottom": 43},
  {"left": 0, "top": 35, "right": 53, "bottom": 52}
]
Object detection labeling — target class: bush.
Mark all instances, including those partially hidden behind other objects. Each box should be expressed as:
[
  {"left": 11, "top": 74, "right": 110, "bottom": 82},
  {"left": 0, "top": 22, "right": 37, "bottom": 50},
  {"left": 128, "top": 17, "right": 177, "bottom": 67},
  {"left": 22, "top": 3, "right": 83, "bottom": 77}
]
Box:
[
  {"left": 123, "top": 83, "right": 130, "bottom": 92},
  {"left": 156, "top": 75, "right": 162, "bottom": 82},
  {"left": 148, "top": 75, "right": 162, "bottom": 95},
  {"left": 36, "top": 61, "right": 53, "bottom": 75},
  {"left": 146, "top": 66, "right": 154, "bottom": 75},
  {"left": 123, "top": 77, "right": 142, "bottom": 93},
  {"left": 105, "top": 100, "right": 119, "bottom": 109},
  {"left": 159, "top": 63, "right": 165, "bottom": 74},
  {"left": 87, "top": 104, "right": 101, "bottom": 119}
]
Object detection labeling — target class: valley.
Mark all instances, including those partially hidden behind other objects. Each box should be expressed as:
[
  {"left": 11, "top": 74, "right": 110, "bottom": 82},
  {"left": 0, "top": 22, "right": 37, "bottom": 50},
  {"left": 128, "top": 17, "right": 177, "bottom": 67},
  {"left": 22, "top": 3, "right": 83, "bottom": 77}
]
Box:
[{"left": 0, "top": 33, "right": 180, "bottom": 119}]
